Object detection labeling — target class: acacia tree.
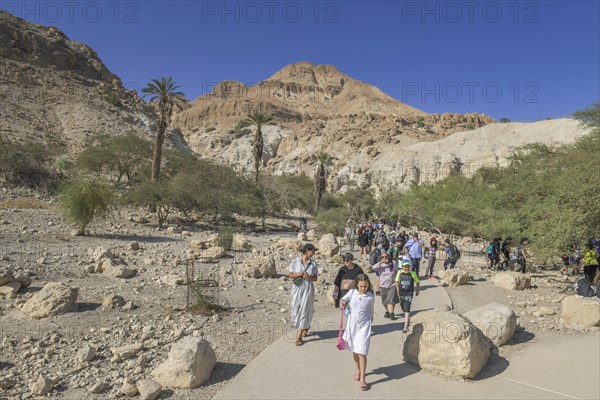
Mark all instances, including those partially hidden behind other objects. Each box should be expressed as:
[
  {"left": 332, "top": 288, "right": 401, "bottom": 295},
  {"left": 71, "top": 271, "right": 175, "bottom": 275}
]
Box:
[
  {"left": 245, "top": 112, "right": 274, "bottom": 183},
  {"left": 142, "top": 77, "right": 187, "bottom": 181},
  {"left": 314, "top": 152, "right": 333, "bottom": 210}
]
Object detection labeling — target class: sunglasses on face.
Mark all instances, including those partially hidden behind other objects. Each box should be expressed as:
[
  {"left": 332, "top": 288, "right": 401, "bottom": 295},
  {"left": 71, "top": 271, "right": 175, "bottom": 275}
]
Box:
[{"left": 343, "top": 258, "right": 352, "bottom": 262}]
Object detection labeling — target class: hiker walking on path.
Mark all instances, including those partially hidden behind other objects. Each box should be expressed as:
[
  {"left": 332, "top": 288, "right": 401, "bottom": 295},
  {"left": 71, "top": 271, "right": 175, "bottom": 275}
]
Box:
[
  {"left": 289, "top": 243, "right": 319, "bottom": 346},
  {"left": 424, "top": 237, "right": 438, "bottom": 278},
  {"left": 373, "top": 252, "right": 399, "bottom": 319},
  {"left": 358, "top": 226, "right": 368, "bottom": 260},
  {"left": 500, "top": 237, "right": 512, "bottom": 270},
  {"left": 443, "top": 238, "right": 460, "bottom": 270},
  {"left": 340, "top": 274, "right": 375, "bottom": 391},
  {"left": 349, "top": 225, "right": 356, "bottom": 251},
  {"left": 333, "top": 253, "right": 364, "bottom": 308},
  {"left": 582, "top": 239, "right": 599, "bottom": 283},
  {"left": 395, "top": 259, "right": 420, "bottom": 333},
  {"left": 403, "top": 232, "right": 424, "bottom": 278},
  {"left": 515, "top": 238, "right": 529, "bottom": 273}
]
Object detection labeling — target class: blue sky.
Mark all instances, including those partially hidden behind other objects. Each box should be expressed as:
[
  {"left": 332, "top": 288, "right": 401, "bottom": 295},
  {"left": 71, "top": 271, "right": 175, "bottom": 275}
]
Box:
[{"left": 5, "top": 0, "right": 599, "bottom": 121}]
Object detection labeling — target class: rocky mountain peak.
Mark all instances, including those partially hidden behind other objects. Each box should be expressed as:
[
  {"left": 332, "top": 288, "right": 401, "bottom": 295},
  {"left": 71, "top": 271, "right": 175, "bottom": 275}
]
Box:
[{"left": 268, "top": 61, "right": 348, "bottom": 88}]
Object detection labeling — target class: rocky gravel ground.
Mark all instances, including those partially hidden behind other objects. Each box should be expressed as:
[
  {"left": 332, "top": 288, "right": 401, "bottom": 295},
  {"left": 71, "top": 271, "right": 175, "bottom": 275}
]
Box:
[{"left": 0, "top": 193, "right": 342, "bottom": 399}]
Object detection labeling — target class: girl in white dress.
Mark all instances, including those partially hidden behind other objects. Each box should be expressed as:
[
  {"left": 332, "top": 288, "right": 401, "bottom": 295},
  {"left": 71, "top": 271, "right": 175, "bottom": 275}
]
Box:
[
  {"left": 289, "top": 243, "right": 319, "bottom": 346},
  {"left": 340, "top": 274, "right": 375, "bottom": 391}
]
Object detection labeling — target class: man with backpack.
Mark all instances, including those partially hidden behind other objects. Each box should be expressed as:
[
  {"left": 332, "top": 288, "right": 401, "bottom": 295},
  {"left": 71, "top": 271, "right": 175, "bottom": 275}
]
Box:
[
  {"left": 486, "top": 238, "right": 501, "bottom": 270},
  {"left": 443, "top": 238, "right": 460, "bottom": 270},
  {"left": 374, "top": 228, "right": 389, "bottom": 251},
  {"left": 500, "top": 237, "right": 512, "bottom": 270}
]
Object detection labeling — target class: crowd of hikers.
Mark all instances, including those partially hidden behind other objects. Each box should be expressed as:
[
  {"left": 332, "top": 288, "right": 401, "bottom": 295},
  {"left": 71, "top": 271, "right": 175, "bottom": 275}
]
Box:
[{"left": 289, "top": 223, "right": 600, "bottom": 391}]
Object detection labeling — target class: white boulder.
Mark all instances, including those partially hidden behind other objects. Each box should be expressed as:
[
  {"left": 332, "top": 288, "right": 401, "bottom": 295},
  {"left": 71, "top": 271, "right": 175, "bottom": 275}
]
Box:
[
  {"left": 464, "top": 303, "right": 517, "bottom": 346},
  {"left": 152, "top": 336, "right": 216, "bottom": 389},
  {"left": 560, "top": 295, "right": 600, "bottom": 328},
  {"left": 318, "top": 233, "right": 340, "bottom": 257},
  {"left": 21, "top": 282, "right": 78, "bottom": 319},
  {"left": 491, "top": 271, "right": 531, "bottom": 290},
  {"left": 403, "top": 309, "right": 491, "bottom": 379}
]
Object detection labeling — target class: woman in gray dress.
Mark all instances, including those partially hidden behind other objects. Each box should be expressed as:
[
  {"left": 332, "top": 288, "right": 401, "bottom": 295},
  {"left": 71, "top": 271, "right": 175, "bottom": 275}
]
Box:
[{"left": 289, "top": 243, "right": 319, "bottom": 346}]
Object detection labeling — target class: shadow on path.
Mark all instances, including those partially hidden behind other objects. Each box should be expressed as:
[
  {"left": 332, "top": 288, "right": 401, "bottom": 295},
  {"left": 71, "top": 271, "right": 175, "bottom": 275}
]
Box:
[
  {"left": 367, "top": 362, "right": 421, "bottom": 385},
  {"left": 475, "top": 354, "right": 510, "bottom": 380}
]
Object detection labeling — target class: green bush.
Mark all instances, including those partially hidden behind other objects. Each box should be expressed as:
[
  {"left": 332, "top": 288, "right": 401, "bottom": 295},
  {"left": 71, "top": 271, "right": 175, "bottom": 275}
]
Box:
[
  {"left": 104, "top": 91, "right": 121, "bottom": 107},
  {"left": 59, "top": 178, "right": 115, "bottom": 234},
  {"left": 218, "top": 227, "right": 233, "bottom": 251},
  {"left": 0, "top": 139, "right": 61, "bottom": 191},
  {"left": 234, "top": 128, "right": 251, "bottom": 139},
  {"left": 314, "top": 207, "right": 350, "bottom": 236},
  {"left": 205, "top": 127, "right": 216, "bottom": 133},
  {"left": 417, "top": 116, "right": 425, "bottom": 128},
  {"left": 75, "top": 133, "right": 152, "bottom": 182}
]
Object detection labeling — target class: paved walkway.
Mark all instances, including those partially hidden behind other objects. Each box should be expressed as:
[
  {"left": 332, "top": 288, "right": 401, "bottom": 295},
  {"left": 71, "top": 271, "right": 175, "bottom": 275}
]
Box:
[{"left": 214, "top": 277, "right": 600, "bottom": 400}]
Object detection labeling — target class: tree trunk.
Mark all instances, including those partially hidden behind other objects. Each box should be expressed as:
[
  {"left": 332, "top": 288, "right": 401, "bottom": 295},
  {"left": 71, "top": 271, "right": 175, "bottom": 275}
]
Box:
[
  {"left": 152, "top": 119, "right": 166, "bottom": 181},
  {"left": 254, "top": 128, "right": 263, "bottom": 183}
]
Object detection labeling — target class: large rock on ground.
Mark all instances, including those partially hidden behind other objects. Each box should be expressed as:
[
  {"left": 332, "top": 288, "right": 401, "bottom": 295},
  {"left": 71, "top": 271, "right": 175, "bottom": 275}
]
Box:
[
  {"left": 152, "top": 336, "right": 216, "bottom": 389},
  {"left": 560, "top": 295, "right": 600, "bottom": 328},
  {"left": 277, "top": 238, "right": 303, "bottom": 252},
  {"left": 403, "top": 309, "right": 491, "bottom": 379},
  {"left": 200, "top": 246, "right": 226, "bottom": 262},
  {"left": 21, "top": 282, "right": 78, "bottom": 319},
  {"left": 439, "top": 268, "right": 470, "bottom": 287},
  {"left": 318, "top": 233, "right": 340, "bottom": 257},
  {"left": 92, "top": 246, "right": 113, "bottom": 262},
  {"left": 242, "top": 255, "right": 277, "bottom": 278},
  {"left": 99, "top": 259, "right": 136, "bottom": 278},
  {"left": 232, "top": 234, "right": 252, "bottom": 251},
  {"left": 464, "top": 303, "right": 517, "bottom": 346},
  {"left": 0, "top": 281, "right": 22, "bottom": 299},
  {"left": 306, "top": 229, "right": 317, "bottom": 241},
  {"left": 137, "top": 379, "right": 162, "bottom": 400},
  {"left": 491, "top": 271, "right": 531, "bottom": 290},
  {"left": 297, "top": 232, "right": 307, "bottom": 241}
]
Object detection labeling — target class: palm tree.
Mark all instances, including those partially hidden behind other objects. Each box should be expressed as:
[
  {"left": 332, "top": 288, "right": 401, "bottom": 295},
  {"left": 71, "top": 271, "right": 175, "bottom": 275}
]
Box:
[
  {"left": 245, "top": 112, "right": 274, "bottom": 183},
  {"left": 314, "top": 152, "right": 333, "bottom": 210},
  {"left": 142, "top": 77, "right": 187, "bottom": 181}
]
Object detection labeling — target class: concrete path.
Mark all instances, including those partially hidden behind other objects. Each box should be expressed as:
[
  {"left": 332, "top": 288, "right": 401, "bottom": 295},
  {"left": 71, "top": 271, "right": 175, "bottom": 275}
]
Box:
[{"left": 214, "top": 277, "right": 600, "bottom": 400}]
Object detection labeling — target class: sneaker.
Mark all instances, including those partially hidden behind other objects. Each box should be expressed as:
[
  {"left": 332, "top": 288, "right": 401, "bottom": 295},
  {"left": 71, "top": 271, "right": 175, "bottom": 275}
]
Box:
[
  {"left": 389, "top": 312, "right": 395, "bottom": 320},
  {"left": 384, "top": 311, "right": 390, "bottom": 318}
]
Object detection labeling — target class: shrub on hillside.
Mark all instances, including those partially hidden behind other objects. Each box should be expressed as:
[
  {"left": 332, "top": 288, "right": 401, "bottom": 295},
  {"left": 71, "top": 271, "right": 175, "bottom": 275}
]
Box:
[{"left": 0, "top": 139, "right": 62, "bottom": 191}]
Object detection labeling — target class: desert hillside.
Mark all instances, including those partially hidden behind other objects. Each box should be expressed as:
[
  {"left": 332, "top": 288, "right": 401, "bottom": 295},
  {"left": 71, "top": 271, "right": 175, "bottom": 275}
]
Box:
[{"left": 0, "top": 11, "right": 187, "bottom": 152}]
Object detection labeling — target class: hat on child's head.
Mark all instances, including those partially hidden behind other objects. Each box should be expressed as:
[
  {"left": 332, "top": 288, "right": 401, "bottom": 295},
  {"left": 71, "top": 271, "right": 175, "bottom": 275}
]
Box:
[{"left": 401, "top": 260, "right": 411, "bottom": 267}]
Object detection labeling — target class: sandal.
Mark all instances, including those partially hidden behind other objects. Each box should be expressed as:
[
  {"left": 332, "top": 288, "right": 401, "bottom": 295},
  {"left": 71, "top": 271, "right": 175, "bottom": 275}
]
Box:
[
  {"left": 301, "top": 329, "right": 308, "bottom": 337},
  {"left": 295, "top": 337, "right": 303, "bottom": 346},
  {"left": 353, "top": 372, "right": 360, "bottom": 381},
  {"left": 359, "top": 380, "right": 368, "bottom": 391}
]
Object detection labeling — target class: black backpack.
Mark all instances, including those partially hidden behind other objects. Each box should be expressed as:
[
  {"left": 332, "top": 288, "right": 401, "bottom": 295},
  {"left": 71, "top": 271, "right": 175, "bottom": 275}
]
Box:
[
  {"left": 448, "top": 244, "right": 460, "bottom": 261},
  {"left": 574, "top": 278, "right": 596, "bottom": 297},
  {"left": 369, "top": 247, "right": 382, "bottom": 266}
]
